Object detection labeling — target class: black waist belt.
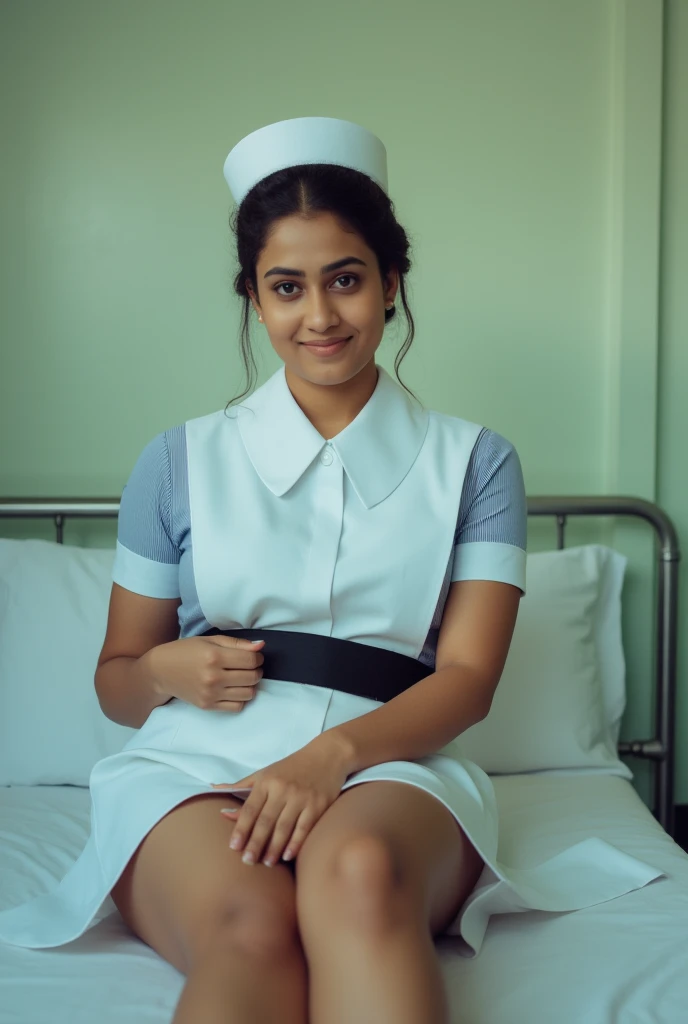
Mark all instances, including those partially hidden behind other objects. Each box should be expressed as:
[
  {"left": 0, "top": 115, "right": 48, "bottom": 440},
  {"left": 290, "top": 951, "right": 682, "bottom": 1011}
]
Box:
[{"left": 200, "top": 627, "right": 433, "bottom": 703}]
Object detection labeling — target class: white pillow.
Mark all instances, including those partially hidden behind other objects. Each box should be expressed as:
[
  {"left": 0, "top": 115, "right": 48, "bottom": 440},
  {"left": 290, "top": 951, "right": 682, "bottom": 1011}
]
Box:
[
  {"left": 0, "top": 539, "right": 135, "bottom": 786},
  {"left": 453, "top": 544, "right": 632, "bottom": 777}
]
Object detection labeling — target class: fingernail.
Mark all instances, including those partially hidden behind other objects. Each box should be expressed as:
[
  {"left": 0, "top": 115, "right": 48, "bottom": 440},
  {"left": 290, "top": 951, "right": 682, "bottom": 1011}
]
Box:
[
  {"left": 221, "top": 807, "right": 237, "bottom": 814},
  {"left": 283, "top": 849, "right": 294, "bottom": 861},
  {"left": 230, "top": 837, "right": 241, "bottom": 849},
  {"left": 242, "top": 851, "right": 255, "bottom": 864}
]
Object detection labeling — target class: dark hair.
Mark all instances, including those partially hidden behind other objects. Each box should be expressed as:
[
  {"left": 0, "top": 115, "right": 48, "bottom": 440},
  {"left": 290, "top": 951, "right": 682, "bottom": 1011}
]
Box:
[{"left": 225, "top": 162, "right": 420, "bottom": 409}]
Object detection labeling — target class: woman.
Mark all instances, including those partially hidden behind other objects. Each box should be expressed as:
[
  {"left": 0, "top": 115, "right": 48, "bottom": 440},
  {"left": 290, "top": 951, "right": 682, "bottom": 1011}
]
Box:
[{"left": 0, "top": 117, "right": 663, "bottom": 1024}]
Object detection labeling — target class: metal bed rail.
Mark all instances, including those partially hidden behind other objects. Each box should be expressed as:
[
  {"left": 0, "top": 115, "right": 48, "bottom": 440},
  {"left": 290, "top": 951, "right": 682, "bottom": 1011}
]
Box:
[
  {"left": 528, "top": 496, "right": 680, "bottom": 838},
  {"left": 0, "top": 495, "right": 681, "bottom": 837}
]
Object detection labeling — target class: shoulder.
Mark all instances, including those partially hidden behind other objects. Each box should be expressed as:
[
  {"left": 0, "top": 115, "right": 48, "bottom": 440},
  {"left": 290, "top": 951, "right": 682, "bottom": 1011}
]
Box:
[
  {"left": 121, "top": 423, "right": 190, "bottom": 516},
  {"left": 470, "top": 427, "right": 521, "bottom": 474},
  {"left": 429, "top": 408, "right": 483, "bottom": 440},
  {"left": 183, "top": 406, "right": 244, "bottom": 451},
  {"left": 184, "top": 402, "right": 245, "bottom": 432},
  {"left": 460, "top": 426, "right": 525, "bottom": 506},
  {"left": 429, "top": 410, "right": 521, "bottom": 466},
  {"left": 126, "top": 408, "right": 235, "bottom": 491},
  {"left": 130, "top": 410, "right": 230, "bottom": 472}
]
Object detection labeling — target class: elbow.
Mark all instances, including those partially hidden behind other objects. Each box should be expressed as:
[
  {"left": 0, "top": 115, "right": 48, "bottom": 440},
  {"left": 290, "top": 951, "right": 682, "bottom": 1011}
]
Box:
[
  {"left": 476, "top": 673, "right": 501, "bottom": 721},
  {"left": 476, "top": 695, "right": 493, "bottom": 723},
  {"left": 443, "top": 661, "right": 498, "bottom": 723},
  {"left": 93, "top": 667, "right": 110, "bottom": 720},
  {"left": 94, "top": 660, "right": 119, "bottom": 723}
]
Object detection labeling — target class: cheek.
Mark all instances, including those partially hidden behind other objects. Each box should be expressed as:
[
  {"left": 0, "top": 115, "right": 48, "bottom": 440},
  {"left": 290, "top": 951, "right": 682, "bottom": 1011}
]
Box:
[
  {"left": 269, "top": 304, "right": 301, "bottom": 331},
  {"left": 348, "top": 292, "right": 383, "bottom": 329}
]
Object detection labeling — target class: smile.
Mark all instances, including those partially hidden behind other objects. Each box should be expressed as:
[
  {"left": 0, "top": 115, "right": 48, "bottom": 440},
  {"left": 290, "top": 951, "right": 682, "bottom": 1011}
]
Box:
[{"left": 300, "top": 338, "right": 351, "bottom": 356}]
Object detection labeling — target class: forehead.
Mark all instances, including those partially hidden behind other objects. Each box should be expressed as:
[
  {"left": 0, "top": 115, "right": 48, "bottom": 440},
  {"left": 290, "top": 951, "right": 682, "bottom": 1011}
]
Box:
[{"left": 258, "top": 212, "right": 367, "bottom": 264}]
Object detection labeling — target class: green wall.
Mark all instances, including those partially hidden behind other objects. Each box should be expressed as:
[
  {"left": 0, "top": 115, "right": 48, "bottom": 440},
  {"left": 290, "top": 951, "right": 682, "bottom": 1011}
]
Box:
[
  {"left": 657, "top": 1, "right": 688, "bottom": 806},
  {"left": 1, "top": 0, "right": 685, "bottom": 805}
]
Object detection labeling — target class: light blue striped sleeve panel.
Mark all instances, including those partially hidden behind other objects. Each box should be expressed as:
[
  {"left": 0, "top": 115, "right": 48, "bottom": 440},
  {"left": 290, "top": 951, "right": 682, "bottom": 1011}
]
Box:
[
  {"left": 112, "top": 431, "right": 182, "bottom": 598},
  {"left": 451, "top": 428, "right": 527, "bottom": 594}
]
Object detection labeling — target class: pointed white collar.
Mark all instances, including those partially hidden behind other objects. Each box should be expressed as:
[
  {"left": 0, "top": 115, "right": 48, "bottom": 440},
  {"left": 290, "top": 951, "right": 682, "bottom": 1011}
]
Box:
[{"left": 231, "top": 363, "right": 430, "bottom": 509}]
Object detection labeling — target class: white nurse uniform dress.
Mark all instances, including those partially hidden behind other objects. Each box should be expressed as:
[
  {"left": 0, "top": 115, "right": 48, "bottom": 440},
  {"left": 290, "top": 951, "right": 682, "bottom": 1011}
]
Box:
[{"left": 0, "top": 362, "right": 664, "bottom": 957}]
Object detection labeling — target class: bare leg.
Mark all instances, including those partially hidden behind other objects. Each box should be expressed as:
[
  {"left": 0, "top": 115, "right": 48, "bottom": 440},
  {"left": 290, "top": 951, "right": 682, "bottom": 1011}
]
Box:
[
  {"left": 110, "top": 792, "right": 309, "bottom": 1024},
  {"left": 295, "top": 781, "right": 485, "bottom": 1024},
  {"left": 307, "top": 892, "right": 451, "bottom": 1024},
  {"left": 172, "top": 925, "right": 309, "bottom": 1024}
]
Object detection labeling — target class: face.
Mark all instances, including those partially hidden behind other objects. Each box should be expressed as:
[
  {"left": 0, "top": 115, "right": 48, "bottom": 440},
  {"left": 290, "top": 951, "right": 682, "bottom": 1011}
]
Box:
[{"left": 247, "top": 211, "right": 398, "bottom": 387}]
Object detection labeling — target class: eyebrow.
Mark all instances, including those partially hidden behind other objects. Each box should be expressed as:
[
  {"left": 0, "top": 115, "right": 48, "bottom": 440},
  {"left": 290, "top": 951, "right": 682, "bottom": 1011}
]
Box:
[{"left": 263, "top": 256, "right": 367, "bottom": 279}]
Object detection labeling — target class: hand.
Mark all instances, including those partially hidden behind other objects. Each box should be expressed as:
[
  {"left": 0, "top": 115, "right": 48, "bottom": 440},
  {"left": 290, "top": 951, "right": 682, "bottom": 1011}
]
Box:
[
  {"left": 211, "top": 738, "right": 352, "bottom": 867},
  {"left": 144, "top": 636, "right": 265, "bottom": 712}
]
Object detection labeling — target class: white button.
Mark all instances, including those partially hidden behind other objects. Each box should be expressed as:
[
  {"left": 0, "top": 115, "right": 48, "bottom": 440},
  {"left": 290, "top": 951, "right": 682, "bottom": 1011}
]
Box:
[{"left": 320, "top": 448, "right": 334, "bottom": 466}]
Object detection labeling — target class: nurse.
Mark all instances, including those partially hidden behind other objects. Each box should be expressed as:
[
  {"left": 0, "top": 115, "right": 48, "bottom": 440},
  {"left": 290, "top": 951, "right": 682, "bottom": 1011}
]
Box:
[
  {"left": 114, "top": 116, "right": 514, "bottom": 1024},
  {"left": 112, "top": 116, "right": 519, "bottom": 1024},
  {"left": 0, "top": 116, "right": 664, "bottom": 1023}
]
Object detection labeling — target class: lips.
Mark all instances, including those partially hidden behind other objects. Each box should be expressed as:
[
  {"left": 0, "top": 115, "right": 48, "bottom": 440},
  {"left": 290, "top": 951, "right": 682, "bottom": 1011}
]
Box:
[
  {"left": 298, "top": 342, "right": 350, "bottom": 350},
  {"left": 300, "top": 337, "right": 351, "bottom": 356}
]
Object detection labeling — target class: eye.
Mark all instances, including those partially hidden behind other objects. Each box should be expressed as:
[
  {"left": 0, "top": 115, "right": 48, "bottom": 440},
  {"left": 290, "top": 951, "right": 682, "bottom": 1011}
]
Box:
[
  {"left": 272, "top": 274, "right": 359, "bottom": 297},
  {"left": 333, "top": 274, "right": 359, "bottom": 288},
  {"left": 274, "top": 281, "right": 301, "bottom": 296}
]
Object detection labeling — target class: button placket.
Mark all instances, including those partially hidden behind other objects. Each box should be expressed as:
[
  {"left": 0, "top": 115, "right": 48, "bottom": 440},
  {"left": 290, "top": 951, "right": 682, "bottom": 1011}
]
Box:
[{"left": 298, "top": 446, "right": 344, "bottom": 645}]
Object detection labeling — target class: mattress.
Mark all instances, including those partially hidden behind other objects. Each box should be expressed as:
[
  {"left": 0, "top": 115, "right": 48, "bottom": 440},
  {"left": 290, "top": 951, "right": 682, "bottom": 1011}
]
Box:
[{"left": 1, "top": 774, "right": 687, "bottom": 1024}]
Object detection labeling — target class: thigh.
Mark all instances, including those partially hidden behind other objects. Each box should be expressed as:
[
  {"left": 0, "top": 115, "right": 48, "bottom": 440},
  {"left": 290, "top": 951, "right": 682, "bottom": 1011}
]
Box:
[
  {"left": 110, "top": 792, "right": 298, "bottom": 974},
  {"left": 295, "top": 781, "right": 485, "bottom": 938}
]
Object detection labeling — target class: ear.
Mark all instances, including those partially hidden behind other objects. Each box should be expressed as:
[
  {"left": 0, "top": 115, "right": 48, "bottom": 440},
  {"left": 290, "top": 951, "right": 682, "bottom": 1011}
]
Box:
[
  {"left": 383, "top": 267, "right": 400, "bottom": 307},
  {"left": 246, "top": 280, "right": 261, "bottom": 315}
]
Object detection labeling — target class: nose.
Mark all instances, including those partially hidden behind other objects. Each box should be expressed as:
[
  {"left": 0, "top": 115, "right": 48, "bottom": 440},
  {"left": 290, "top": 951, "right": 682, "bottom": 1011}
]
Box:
[{"left": 303, "top": 289, "right": 341, "bottom": 333}]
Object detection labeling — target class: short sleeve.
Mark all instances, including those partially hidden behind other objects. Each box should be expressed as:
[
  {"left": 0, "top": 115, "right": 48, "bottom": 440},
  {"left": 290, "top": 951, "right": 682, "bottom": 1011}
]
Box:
[
  {"left": 111, "top": 431, "right": 182, "bottom": 598},
  {"left": 451, "top": 429, "right": 527, "bottom": 594}
]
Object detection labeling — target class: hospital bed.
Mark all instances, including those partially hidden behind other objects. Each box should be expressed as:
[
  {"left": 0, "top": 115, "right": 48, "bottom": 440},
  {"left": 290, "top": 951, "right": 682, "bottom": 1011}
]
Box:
[{"left": 0, "top": 496, "right": 686, "bottom": 1024}]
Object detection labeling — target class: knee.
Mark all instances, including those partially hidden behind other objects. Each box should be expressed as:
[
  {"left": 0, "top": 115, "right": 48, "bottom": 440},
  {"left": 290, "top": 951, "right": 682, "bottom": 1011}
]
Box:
[
  {"left": 300, "top": 836, "right": 408, "bottom": 934},
  {"left": 334, "top": 836, "right": 402, "bottom": 892},
  {"left": 189, "top": 899, "right": 302, "bottom": 969}
]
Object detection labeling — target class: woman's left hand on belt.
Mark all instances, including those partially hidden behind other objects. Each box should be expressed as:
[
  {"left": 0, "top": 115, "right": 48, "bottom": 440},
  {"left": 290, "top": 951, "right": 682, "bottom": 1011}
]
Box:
[{"left": 211, "top": 737, "right": 352, "bottom": 868}]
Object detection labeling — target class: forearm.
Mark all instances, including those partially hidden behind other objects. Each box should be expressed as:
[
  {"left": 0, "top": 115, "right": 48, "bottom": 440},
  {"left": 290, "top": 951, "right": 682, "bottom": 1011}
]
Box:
[
  {"left": 95, "top": 650, "right": 173, "bottom": 730},
  {"left": 319, "top": 664, "right": 491, "bottom": 775}
]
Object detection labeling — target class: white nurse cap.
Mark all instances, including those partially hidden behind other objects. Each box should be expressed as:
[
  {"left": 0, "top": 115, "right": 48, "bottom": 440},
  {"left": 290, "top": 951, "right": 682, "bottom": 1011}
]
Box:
[{"left": 223, "top": 117, "right": 388, "bottom": 207}]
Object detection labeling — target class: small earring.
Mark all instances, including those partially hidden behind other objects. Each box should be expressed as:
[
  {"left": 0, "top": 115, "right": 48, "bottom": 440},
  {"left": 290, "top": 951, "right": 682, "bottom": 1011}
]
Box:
[{"left": 258, "top": 314, "right": 263, "bottom": 322}]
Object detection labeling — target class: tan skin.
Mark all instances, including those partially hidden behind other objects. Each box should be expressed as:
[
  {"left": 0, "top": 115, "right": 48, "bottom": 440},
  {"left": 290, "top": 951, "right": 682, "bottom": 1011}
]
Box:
[
  {"left": 108, "top": 209, "right": 520, "bottom": 1024},
  {"left": 246, "top": 210, "right": 398, "bottom": 440}
]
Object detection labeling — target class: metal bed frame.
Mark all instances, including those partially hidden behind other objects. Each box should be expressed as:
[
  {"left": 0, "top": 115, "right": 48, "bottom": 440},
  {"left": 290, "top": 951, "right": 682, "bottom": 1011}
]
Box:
[{"left": 0, "top": 495, "right": 680, "bottom": 838}]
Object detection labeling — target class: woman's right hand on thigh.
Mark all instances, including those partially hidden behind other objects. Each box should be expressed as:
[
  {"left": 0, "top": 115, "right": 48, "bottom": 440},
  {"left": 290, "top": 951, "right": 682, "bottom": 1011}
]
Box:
[{"left": 143, "top": 636, "right": 265, "bottom": 713}]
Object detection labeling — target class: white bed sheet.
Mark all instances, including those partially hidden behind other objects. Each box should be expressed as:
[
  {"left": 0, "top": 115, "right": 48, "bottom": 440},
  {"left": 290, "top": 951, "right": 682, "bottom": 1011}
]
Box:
[{"left": 1, "top": 774, "right": 686, "bottom": 1024}]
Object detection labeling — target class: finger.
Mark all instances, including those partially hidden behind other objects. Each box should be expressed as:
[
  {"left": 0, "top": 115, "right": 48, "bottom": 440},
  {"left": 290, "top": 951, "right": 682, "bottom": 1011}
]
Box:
[
  {"left": 203, "top": 636, "right": 265, "bottom": 654},
  {"left": 220, "top": 645, "right": 265, "bottom": 669},
  {"left": 220, "top": 687, "right": 257, "bottom": 703},
  {"left": 281, "top": 805, "right": 322, "bottom": 862},
  {"left": 201, "top": 636, "right": 265, "bottom": 668},
  {"left": 261, "top": 803, "right": 305, "bottom": 866},
  {"left": 235, "top": 796, "right": 288, "bottom": 865},
  {"left": 227, "top": 790, "right": 267, "bottom": 857}
]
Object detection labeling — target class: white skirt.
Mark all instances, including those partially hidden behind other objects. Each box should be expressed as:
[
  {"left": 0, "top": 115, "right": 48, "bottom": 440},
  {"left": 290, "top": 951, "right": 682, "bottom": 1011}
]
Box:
[{"left": 0, "top": 677, "right": 665, "bottom": 957}]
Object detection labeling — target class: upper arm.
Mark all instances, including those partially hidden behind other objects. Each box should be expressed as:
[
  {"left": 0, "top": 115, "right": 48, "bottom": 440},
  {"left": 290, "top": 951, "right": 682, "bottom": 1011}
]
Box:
[
  {"left": 97, "top": 583, "right": 182, "bottom": 665},
  {"left": 434, "top": 429, "right": 527, "bottom": 702},
  {"left": 434, "top": 579, "right": 520, "bottom": 706},
  {"left": 98, "top": 430, "right": 183, "bottom": 667},
  {"left": 449, "top": 429, "right": 527, "bottom": 592}
]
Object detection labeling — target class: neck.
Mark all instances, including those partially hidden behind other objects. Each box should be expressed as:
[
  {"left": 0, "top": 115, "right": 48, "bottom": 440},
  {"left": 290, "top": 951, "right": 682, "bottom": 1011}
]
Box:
[{"left": 285, "top": 360, "right": 379, "bottom": 440}]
